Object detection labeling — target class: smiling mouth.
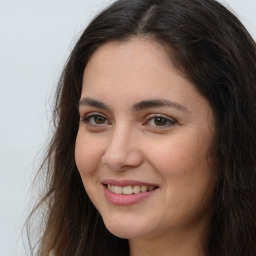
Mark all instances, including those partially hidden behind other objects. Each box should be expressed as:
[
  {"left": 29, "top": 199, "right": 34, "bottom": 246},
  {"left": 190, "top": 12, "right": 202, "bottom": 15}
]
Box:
[{"left": 105, "top": 184, "right": 158, "bottom": 195}]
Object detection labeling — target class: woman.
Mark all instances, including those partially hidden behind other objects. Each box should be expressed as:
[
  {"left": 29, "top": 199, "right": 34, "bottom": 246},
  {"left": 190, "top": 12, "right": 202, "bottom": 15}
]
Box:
[{"left": 27, "top": 0, "right": 256, "bottom": 255}]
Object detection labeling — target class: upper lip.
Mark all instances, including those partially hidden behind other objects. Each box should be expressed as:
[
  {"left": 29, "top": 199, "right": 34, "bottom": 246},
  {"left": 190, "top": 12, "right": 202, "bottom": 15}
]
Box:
[{"left": 102, "top": 179, "right": 159, "bottom": 187}]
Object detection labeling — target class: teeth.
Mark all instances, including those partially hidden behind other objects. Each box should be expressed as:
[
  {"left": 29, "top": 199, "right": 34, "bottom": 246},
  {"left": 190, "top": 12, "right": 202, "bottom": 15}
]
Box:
[
  {"left": 114, "top": 186, "right": 122, "bottom": 194},
  {"left": 133, "top": 185, "right": 140, "bottom": 194},
  {"left": 123, "top": 186, "right": 133, "bottom": 195},
  {"left": 107, "top": 185, "right": 156, "bottom": 194},
  {"left": 141, "top": 186, "right": 147, "bottom": 192}
]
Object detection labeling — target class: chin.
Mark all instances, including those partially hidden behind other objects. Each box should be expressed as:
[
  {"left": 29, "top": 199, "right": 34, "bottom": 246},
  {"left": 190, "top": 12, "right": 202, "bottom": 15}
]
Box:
[{"left": 102, "top": 215, "right": 156, "bottom": 239}]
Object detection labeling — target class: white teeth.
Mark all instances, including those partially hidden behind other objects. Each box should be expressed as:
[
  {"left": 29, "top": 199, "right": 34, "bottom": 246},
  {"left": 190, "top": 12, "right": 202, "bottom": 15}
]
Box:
[
  {"left": 123, "top": 186, "right": 133, "bottom": 195},
  {"left": 107, "top": 185, "right": 157, "bottom": 194},
  {"left": 133, "top": 185, "right": 140, "bottom": 194},
  {"left": 114, "top": 186, "right": 122, "bottom": 194},
  {"left": 141, "top": 185, "right": 147, "bottom": 192}
]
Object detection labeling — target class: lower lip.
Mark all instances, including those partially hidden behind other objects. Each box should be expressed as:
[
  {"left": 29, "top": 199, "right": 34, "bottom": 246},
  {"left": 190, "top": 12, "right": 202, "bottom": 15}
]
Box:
[{"left": 103, "top": 186, "right": 158, "bottom": 206}]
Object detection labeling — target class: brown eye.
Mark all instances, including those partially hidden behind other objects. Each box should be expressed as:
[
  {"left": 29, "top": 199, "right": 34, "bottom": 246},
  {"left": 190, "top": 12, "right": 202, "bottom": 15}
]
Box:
[
  {"left": 154, "top": 117, "right": 168, "bottom": 126},
  {"left": 145, "top": 114, "right": 176, "bottom": 128},
  {"left": 94, "top": 115, "right": 106, "bottom": 124},
  {"left": 82, "top": 113, "right": 110, "bottom": 126}
]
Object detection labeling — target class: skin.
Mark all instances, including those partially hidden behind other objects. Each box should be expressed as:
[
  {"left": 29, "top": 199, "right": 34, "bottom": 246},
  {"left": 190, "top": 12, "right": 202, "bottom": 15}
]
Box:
[{"left": 75, "top": 38, "right": 216, "bottom": 256}]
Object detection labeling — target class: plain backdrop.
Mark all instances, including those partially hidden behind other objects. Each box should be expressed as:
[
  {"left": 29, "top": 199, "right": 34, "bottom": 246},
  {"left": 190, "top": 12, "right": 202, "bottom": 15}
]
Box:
[{"left": 0, "top": 1, "right": 255, "bottom": 255}]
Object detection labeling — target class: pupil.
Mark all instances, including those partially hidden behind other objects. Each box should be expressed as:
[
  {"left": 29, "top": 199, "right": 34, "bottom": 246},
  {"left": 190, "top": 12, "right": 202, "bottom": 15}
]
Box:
[
  {"left": 155, "top": 117, "right": 166, "bottom": 126},
  {"left": 94, "top": 116, "right": 105, "bottom": 124}
]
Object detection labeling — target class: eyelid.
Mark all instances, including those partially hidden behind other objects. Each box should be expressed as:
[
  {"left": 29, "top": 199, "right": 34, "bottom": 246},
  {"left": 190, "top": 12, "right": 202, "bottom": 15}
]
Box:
[
  {"left": 81, "top": 111, "right": 104, "bottom": 119},
  {"left": 81, "top": 112, "right": 111, "bottom": 125},
  {"left": 80, "top": 111, "right": 176, "bottom": 129},
  {"left": 144, "top": 113, "right": 177, "bottom": 128}
]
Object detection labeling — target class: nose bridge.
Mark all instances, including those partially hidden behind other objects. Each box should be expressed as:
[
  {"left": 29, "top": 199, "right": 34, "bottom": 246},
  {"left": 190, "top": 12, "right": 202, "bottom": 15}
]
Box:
[{"left": 102, "top": 122, "right": 142, "bottom": 170}]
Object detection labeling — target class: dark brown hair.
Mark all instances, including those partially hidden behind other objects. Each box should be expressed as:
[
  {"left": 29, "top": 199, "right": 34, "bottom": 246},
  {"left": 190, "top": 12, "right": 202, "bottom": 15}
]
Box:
[{"left": 27, "top": 0, "right": 256, "bottom": 255}]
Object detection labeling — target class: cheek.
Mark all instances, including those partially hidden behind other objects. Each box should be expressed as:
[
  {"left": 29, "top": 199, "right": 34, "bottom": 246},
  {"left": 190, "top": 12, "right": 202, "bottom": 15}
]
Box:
[
  {"left": 146, "top": 133, "right": 209, "bottom": 176},
  {"left": 145, "top": 131, "right": 215, "bottom": 202},
  {"left": 145, "top": 136, "right": 215, "bottom": 226},
  {"left": 74, "top": 132, "right": 106, "bottom": 206},
  {"left": 74, "top": 131, "right": 104, "bottom": 176}
]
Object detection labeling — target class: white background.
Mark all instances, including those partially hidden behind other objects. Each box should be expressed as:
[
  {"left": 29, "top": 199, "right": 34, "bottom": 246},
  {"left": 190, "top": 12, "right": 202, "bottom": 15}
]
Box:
[{"left": 0, "top": 1, "right": 255, "bottom": 255}]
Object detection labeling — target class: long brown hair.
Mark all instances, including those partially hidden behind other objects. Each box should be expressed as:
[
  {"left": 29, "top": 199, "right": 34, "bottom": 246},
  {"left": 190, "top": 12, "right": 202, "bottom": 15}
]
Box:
[{"left": 27, "top": 0, "right": 256, "bottom": 255}]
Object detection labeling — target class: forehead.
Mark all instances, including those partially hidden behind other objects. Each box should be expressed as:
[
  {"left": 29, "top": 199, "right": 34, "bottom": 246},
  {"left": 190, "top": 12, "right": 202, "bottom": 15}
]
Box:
[
  {"left": 81, "top": 38, "right": 192, "bottom": 98},
  {"left": 80, "top": 39, "right": 213, "bottom": 123},
  {"left": 84, "top": 39, "right": 172, "bottom": 79},
  {"left": 87, "top": 38, "right": 171, "bottom": 67}
]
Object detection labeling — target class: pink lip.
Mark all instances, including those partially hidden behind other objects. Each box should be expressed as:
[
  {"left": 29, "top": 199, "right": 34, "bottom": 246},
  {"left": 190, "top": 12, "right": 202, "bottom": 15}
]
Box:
[{"left": 102, "top": 180, "right": 159, "bottom": 206}]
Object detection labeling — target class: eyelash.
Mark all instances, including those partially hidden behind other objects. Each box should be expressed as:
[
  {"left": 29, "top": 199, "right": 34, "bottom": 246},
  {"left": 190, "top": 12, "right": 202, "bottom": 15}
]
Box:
[
  {"left": 81, "top": 112, "right": 176, "bottom": 129},
  {"left": 144, "top": 114, "right": 176, "bottom": 128},
  {"left": 82, "top": 112, "right": 110, "bottom": 127}
]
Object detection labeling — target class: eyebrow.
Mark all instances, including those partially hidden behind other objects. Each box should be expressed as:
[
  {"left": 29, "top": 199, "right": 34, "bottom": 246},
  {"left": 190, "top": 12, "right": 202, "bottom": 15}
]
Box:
[
  {"left": 133, "top": 99, "right": 188, "bottom": 112},
  {"left": 78, "top": 97, "right": 188, "bottom": 112},
  {"left": 78, "top": 98, "right": 111, "bottom": 111}
]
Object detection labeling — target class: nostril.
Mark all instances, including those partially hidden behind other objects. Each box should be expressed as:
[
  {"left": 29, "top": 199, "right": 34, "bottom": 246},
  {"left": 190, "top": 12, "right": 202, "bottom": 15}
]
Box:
[{"left": 102, "top": 146, "right": 143, "bottom": 171}]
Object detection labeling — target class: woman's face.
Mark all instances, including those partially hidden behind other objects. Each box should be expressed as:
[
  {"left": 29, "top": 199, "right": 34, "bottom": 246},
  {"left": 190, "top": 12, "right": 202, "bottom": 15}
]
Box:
[{"left": 75, "top": 39, "right": 216, "bottom": 241}]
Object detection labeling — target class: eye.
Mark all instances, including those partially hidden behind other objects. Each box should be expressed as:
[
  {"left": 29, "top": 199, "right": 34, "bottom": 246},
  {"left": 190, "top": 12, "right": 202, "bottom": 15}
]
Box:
[
  {"left": 145, "top": 114, "right": 176, "bottom": 128},
  {"left": 82, "top": 112, "right": 110, "bottom": 126}
]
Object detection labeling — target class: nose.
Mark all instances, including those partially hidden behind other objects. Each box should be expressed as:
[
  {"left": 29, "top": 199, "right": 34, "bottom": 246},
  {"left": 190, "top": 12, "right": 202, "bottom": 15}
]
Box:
[{"left": 101, "top": 125, "right": 143, "bottom": 171}]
